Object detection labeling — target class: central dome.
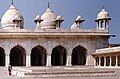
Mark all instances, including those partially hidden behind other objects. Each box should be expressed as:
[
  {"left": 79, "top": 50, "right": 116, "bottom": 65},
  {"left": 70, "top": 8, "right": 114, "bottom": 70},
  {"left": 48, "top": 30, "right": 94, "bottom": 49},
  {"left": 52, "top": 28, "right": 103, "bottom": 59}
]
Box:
[
  {"left": 1, "top": 4, "right": 24, "bottom": 29},
  {"left": 40, "top": 5, "right": 58, "bottom": 29}
]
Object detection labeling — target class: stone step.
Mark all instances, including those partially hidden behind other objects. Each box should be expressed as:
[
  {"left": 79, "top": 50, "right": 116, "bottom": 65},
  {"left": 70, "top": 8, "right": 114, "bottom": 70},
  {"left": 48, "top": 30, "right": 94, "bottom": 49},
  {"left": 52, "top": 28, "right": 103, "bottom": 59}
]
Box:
[
  {"left": 22, "top": 75, "right": 120, "bottom": 79},
  {"left": 11, "top": 66, "right": 120, "bottom": 79},
  {"left": 24, "top": 67, "right": 115, "bottom": 78}
]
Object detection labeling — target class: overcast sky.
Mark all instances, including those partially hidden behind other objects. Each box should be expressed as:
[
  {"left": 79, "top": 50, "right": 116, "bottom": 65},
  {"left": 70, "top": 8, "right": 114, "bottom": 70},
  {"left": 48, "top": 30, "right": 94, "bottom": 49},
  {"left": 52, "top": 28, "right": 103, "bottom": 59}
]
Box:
[{"left": 0, "top": 0, "right": 120, "bottom": 44}]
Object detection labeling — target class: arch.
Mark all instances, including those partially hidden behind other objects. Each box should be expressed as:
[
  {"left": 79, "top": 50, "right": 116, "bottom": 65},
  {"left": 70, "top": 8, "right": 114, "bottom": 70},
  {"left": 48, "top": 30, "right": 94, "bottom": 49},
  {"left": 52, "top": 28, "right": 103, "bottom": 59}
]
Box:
[
  {"left": 51, "top": 45, "right": 66, "bottom": 66},
  {"left": 31, "top": 45, "right": 47, "bottom": 66},
  {"left": 111, "top": 55, "right": 116, "bottom": 66},
  {"left": 72, "top": 45, "right": 87, "bottom": 65},
  {"left": 118, "top": 55, "right": 120, "bottom": 66},
  {"left": 100, "top": 56, "right": 104, "bottom": 66},
  {"left": 95, "top": 57, "right": 99, "bottom": 66},
  {"left": 0, "top": 47, "right": 5, "bottom": 66},
  {"left": 10, "top": 45, "right": 26, "bottom": 66},
  {"left": 106, "top": 56, "right": 110, "bottom": 66}
]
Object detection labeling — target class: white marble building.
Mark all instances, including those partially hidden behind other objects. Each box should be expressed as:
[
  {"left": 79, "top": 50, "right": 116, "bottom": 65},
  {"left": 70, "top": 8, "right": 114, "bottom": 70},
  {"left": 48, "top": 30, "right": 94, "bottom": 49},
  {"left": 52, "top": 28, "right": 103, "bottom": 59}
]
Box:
[{"left": 0, "top": 2, "right": 115, "bottom": 68}]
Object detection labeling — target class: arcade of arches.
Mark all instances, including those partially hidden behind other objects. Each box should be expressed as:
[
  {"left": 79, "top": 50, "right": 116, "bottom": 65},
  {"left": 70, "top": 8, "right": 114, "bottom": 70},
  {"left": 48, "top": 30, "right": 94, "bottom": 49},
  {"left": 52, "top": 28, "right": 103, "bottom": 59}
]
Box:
[
  {"left": 0, "top": 45, "right": 87, "bottom": 66},
  {"left": 94, "top": 54, "right": 120, "bottom": 67}
]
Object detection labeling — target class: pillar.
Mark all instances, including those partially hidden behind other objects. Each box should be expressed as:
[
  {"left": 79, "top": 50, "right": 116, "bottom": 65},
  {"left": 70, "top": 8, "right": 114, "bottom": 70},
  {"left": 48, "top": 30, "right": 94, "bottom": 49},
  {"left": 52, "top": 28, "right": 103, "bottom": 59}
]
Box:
[
  {"left": 98, "top": 57, "right": 101, "bottom": 66},
  {"left": 46, "top": 53, "right": 51, "bottom": 66},
  {"left": 37, "top": 22, "right": 40, "bottom": 28},
  {"left": 5, "top": 55, "right": 10, "bottom": 67},
  {"left": 26, "top": 49, "right": 31, "bottom": 67},
  {"left": 110, "top": 56, "right": 112, "bottom": 66},
  {"left": 66, "top": 53, "right": 72, "bottom": 66},
  {"left": 115, "top": 56, "right": 118, "bottom": 66},
  {"left": 5, "top": 49, "right": 10, "bottom": 67},
  {"left": 26, "top": 55, "right": 31, "bottom": 67},
  {"left": 103, "top": 20, "right": 106, "bottom": 28},
  {"left": 104, "top": 56, "right": 106, "bottom": 66}
]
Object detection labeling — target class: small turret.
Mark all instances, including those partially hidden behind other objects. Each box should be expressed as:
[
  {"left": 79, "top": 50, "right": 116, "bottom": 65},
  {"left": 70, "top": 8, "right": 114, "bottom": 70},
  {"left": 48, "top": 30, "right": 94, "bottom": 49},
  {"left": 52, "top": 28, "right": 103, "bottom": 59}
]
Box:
[
  {"left": 95, "top": 6, "right": 111, "bottom": 29},
  {"left": 34, "top": 13, "right": 43, "bottom": 29},
  {"left": 54, "top": 14, "right": 64, "bottom": 29},
  {"left": 70, "top": 15, "right": 84, "bottom": 29}
]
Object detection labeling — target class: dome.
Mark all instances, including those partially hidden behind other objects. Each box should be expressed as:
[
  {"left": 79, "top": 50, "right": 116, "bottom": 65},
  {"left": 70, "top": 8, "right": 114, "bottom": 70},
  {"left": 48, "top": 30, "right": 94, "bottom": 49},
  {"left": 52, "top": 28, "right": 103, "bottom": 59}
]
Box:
[
  {"left": 97, "top": 8, "right": 109, "bottom": 20},
  {"left": 40, "top": 5, "right": 58, "bottom": 29},
  {"left": 56, "top": 14, "right": 63, "bottom": 21},
  {"left": 75, "top": 15, "right": 85, "bottom": 23},
  {"left": 75, "top": 15, "right": 84, "bottom": 21},
  {"left": 1, "top": 5, "right": 24, "bottom": 29},
  {"left": 35, "top": 14, "right": 41, "bottom": 21},
  {"left": 34, "top": 13, "right": 43, "bottom": 23}
]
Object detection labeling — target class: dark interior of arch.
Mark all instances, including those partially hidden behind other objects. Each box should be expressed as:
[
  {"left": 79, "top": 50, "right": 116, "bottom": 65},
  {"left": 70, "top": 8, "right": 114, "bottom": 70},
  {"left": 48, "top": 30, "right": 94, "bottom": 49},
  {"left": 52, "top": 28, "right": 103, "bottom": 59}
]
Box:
[
  {"left": 72, "top": 45, "right": 87, "bottom": 65},
  {"left": 10, "top": 45, "right": 26, "bottom": 66},
  {"left": 31, "top": 46, "right": 46, "bottom": 66},
  {"left": 100, "top": 57, "right": 104, "bottom": 66},
  {"left": 0, "top": 47, "right": 5, "bottom": 66},
  {"left": 51, "top": 45, "right": 66, "bottom": 66}
]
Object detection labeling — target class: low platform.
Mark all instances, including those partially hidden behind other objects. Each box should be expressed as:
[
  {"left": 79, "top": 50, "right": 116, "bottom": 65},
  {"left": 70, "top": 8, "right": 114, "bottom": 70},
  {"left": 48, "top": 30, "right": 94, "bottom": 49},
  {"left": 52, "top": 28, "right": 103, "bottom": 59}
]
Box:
[{"left": 10, "top": 66, "right": 120, "bottom": 79}]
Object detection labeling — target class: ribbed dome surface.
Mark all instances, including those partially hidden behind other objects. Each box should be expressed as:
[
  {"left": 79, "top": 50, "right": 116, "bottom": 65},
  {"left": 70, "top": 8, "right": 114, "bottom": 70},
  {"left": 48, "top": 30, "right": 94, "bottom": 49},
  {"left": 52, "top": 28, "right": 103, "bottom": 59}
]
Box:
[
  {"left": 1, "top": 5, "right": 24, "bottom": 29},
  {"left": 97, "top": 8, "right": 109, "bottom": 20},
  {"left": 40, "top": 6, "right": 58, "bottom": 29}
]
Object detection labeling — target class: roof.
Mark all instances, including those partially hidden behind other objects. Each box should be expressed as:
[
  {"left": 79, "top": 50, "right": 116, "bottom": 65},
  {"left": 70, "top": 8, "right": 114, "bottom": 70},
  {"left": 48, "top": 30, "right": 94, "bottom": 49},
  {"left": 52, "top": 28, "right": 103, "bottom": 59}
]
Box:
[{"left": 93, "top": 46, "right": 120, "bottom": 55}]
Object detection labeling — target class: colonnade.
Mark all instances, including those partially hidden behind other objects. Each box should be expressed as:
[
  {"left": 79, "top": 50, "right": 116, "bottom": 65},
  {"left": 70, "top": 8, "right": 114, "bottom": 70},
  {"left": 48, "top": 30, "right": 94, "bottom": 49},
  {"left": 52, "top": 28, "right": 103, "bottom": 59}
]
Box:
[
  {"left": 0, "top": 45, "right": 87, "bottom": 67},
  {"left": 95, "top": 54, "right": 120, "bottom": 67}
]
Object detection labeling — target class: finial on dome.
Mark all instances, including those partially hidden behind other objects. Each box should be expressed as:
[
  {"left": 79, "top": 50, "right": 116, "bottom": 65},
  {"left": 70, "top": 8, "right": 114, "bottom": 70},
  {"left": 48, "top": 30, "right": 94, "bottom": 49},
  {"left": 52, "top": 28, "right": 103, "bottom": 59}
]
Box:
[
  {"left": 102, "top": 5, "right": 105, "bottom": 9},
  {"left": 11, "top": 0, "right": 13, "bottom": 5},
  {"left": 48, "top": 2, "right": 50, "bottom": 8}
]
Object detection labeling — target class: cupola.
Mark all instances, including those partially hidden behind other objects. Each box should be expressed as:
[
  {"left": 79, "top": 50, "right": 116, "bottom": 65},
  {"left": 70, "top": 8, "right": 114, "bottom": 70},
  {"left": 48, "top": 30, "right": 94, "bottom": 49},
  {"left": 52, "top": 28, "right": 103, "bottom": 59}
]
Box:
[
  {"left": 1, "top": 1, "right": 24, "bottom": 29},
  {"left": 95, "top": 6, "right": 111, "bottom": 29}
]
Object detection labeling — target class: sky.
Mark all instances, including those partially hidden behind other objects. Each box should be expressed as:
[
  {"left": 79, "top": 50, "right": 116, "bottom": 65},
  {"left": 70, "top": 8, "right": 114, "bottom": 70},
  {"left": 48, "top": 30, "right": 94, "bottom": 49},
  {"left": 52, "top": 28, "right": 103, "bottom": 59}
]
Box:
[{"left": 0, "top": 0, "right": 119, "bottom": 44}]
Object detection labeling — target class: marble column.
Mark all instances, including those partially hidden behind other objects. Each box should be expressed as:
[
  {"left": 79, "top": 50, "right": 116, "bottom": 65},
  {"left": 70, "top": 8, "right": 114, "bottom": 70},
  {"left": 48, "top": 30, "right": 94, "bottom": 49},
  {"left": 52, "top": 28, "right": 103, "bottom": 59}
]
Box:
[
  {"left": 26, "top": 55, "right": 31, "bottom": 67},
  {"left": 98, "top": 57, "right": 101, "bottom": 66},
  {"left": 66, "top": 53, "right": 72, "bottom": 66},
  {"left": 110, "top": 56, "right": 112, "bottom": 66},
  {"left": 46, "top": 53, "right": 51, "bottom": 66},
  {"left": 115, "top": 56, "right": 118, "bottom": 66},
  {"left": 5, "top": 49, "right": 10, "bottom": 67},
  {"left": 5, "top": 55, "right": 10, "bottom": 67},
  {"left": 104, "top": 56, "right": 106, "bottom": 66}
]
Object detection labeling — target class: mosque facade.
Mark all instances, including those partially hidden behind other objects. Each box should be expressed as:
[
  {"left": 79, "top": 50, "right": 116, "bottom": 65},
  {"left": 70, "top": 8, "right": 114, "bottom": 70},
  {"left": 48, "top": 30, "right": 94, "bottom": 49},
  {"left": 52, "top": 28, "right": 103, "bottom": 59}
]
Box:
[{"left": 0, "top": 2, "right": 120, "bottom": 71}]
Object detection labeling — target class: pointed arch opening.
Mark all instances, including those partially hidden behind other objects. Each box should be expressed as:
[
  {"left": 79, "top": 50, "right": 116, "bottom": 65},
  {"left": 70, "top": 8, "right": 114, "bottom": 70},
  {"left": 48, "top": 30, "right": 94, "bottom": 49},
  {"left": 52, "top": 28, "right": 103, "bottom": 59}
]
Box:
[
  {"left": 106, "top": 56, "right": 110, "bottom": 66},
  {"left": 96, "top": 57, "right": 99, "bottom": 66},
  {"left": 118, "top": 55, "right": 120, "bottom": 66},
  {"left": 51, "top": 45, "right": 66, "bottom": 66},
  {"left": 100, "top": 56, "right": 104, "bottom": 66},
  {"left": 31, "top": 45, "right": 47, "bottom": 66},
  {"left": 111, "top": 55, "right": 116, "bottom": 66},
  {"left": 0, "top": 47, "right": 5, "bottom": 66},
  {"left": 10, "top": 45, "right": 26, "bottom": 66},
  {"left": 72, "top": 45, "right": 87, "bottom": 65}
]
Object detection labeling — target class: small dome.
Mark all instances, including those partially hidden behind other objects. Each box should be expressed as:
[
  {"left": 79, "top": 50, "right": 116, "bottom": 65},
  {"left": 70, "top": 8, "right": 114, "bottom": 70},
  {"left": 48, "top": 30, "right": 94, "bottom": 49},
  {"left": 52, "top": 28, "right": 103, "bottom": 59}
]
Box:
[
  {"left": 1, "top": 5, "right": 24, "bottom": 29},
  {"left": 56, "top": 14, "right": 63, "bottom": 20},
  {"left": 75, "top": 15, "right": 84, "bottom": 21},
  {"left": 40, "top": 5, "right": 58, "bottom": 29},
  {"left": 97, "top": 8, "right": 109, "bottom": 20},
  {"left": 35, "top": 14, "right": 41, "bottom": 21}
]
